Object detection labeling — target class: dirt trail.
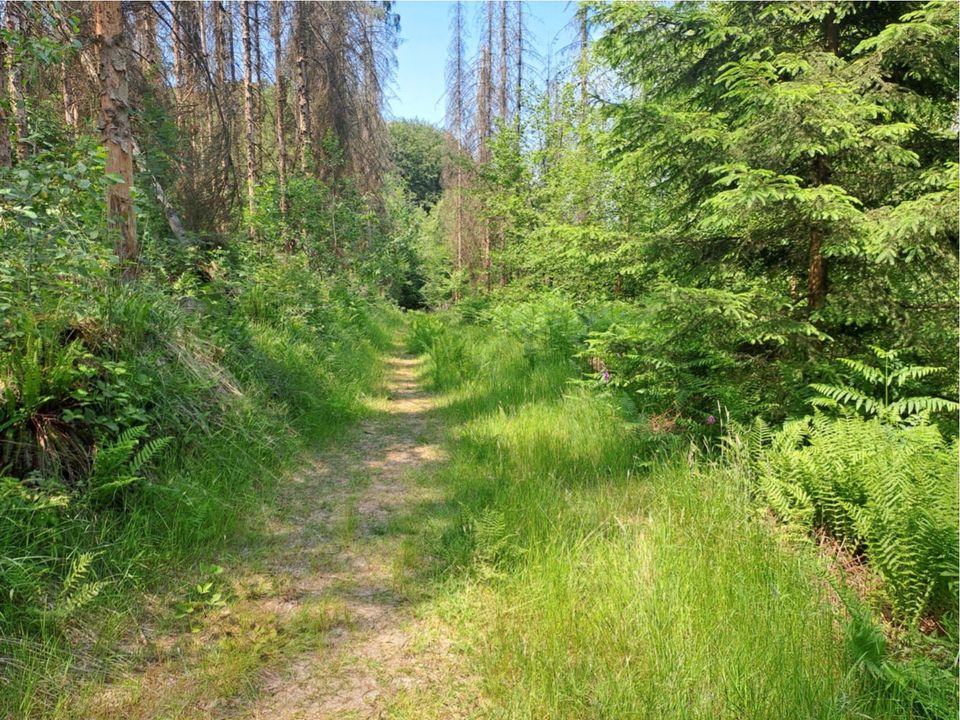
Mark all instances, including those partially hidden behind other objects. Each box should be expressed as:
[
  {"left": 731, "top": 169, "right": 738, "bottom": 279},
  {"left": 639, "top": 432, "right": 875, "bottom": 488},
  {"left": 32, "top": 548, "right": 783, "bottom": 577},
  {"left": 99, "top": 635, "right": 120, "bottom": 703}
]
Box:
[
  {"left": 244, "top": 352, "right": 465, "bottom": 719},
  {"left": 89, "top": 350, "right": 477, "bottom": 719}
]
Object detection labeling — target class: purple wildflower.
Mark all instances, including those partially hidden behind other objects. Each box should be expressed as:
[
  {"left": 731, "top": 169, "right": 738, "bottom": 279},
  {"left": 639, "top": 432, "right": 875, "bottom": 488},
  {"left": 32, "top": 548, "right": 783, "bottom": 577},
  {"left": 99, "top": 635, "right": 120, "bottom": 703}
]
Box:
[
  {"left": 706, "top": 414, "right": 717, "bottom": 425},
  {"left": 601, "top": 369, "right": 610, "bottom": 384}
]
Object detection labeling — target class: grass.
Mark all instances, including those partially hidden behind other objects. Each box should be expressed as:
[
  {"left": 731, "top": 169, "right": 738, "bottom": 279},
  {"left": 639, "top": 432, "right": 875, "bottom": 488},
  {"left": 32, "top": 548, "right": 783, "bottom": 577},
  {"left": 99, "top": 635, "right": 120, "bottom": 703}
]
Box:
[
  {"left": 0, "top": 263, "right": 399, "bottom": 717},
  {"left": 8, "top": 306, "right": 954, "bottom": 717},
  {"left": 404, "top": 316, "right": 957, "bottom": 719}
]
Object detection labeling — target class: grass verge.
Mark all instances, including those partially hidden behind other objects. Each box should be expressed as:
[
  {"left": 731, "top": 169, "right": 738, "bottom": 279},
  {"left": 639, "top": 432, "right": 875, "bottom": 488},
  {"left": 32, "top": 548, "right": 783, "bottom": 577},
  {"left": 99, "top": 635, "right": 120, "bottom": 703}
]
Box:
[{"left": 408, "top": 315, "right": 956, "bottom": 719}]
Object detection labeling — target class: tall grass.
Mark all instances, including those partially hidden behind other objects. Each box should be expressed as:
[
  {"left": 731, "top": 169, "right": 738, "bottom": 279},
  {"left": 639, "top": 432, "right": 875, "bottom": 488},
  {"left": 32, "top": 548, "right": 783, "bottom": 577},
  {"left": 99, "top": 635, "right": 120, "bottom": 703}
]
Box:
[
  {"left": 1, "top": 260, "right": 397, "bottom": 716},
  {"left": 417, "top": 319, "right": 956, "bottom": 719}
]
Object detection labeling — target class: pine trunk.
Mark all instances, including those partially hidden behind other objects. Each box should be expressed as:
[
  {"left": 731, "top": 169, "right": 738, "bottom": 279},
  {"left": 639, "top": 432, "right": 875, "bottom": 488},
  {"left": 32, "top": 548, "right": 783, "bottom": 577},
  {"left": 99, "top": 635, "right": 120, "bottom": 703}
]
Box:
[
  {"left": 241, "top": 1, "right": 257, "bottom": 225},
  {"left": 0, "top": 13, "right": 10, "bottom": 169},
  {"left": 253, "top": 0, "right": 263, "bottom": 172},
  {"left": 6, "top": 2, "right": 28, "bottom": 162},
  {"left": 498, "top": 0, "right": 508, "bottom": 121},
  {"left": 515, "top": 3, "right": 522, "bottom": 135},
  {"left": 808, "top": 10, "right": 839, "bottom": 314},
  {"left": 293, "top": 2, "right": 310, "bottom": 172},
  {"left": 272, "top": 0, "right": 290, "bottom": 249},
  {"left": 94, "top": 1, "right": 138, "bottom": 279}
]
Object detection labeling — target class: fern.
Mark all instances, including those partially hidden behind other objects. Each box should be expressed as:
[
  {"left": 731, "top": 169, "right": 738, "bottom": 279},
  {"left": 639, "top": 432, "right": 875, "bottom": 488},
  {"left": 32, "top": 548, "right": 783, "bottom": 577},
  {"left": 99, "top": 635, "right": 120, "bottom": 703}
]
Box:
[
  {"left": 811, "top": 346, "right": 958, "bottom": 425},
  {"left": 49, "top": 552, "right": 106, "bottom": 620},
  {"left": 87, "top": 425, "right": 171, "bottom": 499},
  {"left": 472, "top": 507, "right": 514, "bottom": 567},
  {"left": 749, "top": 413, "right": 958, "bottom": 620}
]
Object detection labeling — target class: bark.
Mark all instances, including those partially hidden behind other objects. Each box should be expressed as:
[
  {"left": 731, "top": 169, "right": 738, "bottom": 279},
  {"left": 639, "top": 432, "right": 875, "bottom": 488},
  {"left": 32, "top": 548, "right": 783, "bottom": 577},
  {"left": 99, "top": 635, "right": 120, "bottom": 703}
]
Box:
[
  {"left": 498, "top": 0, "right": 508, "bottom": 121},
  {"left": 514, "top": 2, "right": 522, "bottom": 134},
  {"left": 213, "top": 1, "right": 227, "bottom": 88},
  {"left": 446, "top": 1, "right": 466, "bottom": 278},
  {"left": 135, "top": 2, "right": 160, "bottom": 72},
  {"left": 171, "top": 2, "right": 184, "bottom": 109},
  {"left": 6, "top": 2, "right": 28, "bottom": 162},
  {"left": 271, "top": 0, "right": 290, "bottom": 248},
  {"left": 226, "top": 0, "right": 236, "bottom": 83},
  {"left": 241, "top": 1, "right": 257, "bottom": 223},
  {"left": 808, "top": 10, "right": 840, "bottom": 313},
  {"left": 94, "top": 1, "right": 138, "bottom": 279},
  {"left": 0, "top": 14, "right": 10, "bottom": 169},
  {"left": 293, "top": 2, "right": 310, "bottom": 171},
  {"left": 61, "top": 59, "right": 79, "bottom": 128},
  {"left": 577, "top": 6, "right": 588, "bottom": 121},
  {"left": 199, "top": 0, "right": 213, "bottom": 138},
  {"left": 253, "top": 0, "right": 263, "bottom": 171}
]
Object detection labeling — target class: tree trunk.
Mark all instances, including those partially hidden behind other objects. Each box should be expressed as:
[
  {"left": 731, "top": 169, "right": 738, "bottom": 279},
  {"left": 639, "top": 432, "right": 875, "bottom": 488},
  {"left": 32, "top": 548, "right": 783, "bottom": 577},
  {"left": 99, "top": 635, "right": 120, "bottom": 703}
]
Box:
[
  {"left": 6, "top": 2, "right": 28, "bottom": 162},
  {"left": 253, "top": 0, "right": 263, "bottom": 172},
  {"left": 514, "top": 3, "right": 522, "bottom": 135},
  {"left": 293, "top": 2, "right": 311, "bottom": 172},
  {"left": 62, "top": 60, "right": 79, "bottom": 128},
  {"left": 808, "top": 11, "right": 839, "bottom": 314},
  {"left": 241, "top": 1, "right": 257, "bottom": 228},
  {"left": 172, "top": 2, "right": 185, "bottom": 111},
  {"left": 498, "top": 0, "right": 508, "bottom": 121},
  {"left": 198, "top": 0, "right": 214, "bottom": 139},
  {"left": 0, "top": 13, "right": 10, "bottom": 169},
  {"left": 272, "top": 0, "right": 290, "bottom": 249},
  {"left": 135, "top": 2, "right": 160, "bottom": 73},
  {"left": 577, "top": 6, "right": 588, "bottom": 122},
  {"left": 94, "top": 1, "right": 138, "bottom": 279},
  {"left": 226, "top": 1, "right": 236, "bottom": 84},
  {"left": 213, "top": 1, "right": 227, "bottom": 89}
]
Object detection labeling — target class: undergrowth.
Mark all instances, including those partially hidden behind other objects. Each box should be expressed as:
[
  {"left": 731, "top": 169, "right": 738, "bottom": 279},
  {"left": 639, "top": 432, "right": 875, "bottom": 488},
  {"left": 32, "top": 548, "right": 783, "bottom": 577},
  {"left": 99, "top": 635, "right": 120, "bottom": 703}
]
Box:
[
  {"left": 0, "top": 248, "right": 396, "bottom": 716},
  {"left": 406, "top": 305, "right": 957, "bottom": 719}
]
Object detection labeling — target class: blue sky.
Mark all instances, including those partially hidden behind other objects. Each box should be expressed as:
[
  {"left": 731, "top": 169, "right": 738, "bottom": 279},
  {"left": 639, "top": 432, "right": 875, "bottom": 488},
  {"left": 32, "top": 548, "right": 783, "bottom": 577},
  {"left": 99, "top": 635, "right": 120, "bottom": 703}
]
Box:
[{"left": 388, "top": 1, "right": 576, "bottom": 125}]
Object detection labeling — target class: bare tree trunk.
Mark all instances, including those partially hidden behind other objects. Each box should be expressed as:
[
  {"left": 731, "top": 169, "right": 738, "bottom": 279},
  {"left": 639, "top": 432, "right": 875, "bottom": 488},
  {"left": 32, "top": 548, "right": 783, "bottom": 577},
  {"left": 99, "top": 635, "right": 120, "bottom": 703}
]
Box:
[
  {"left": 445, "top": 0, "right": 467, "bottom": 285},
  {"left": 136, "top": 2, "right": 160, "bottom": 72},
  {"left": 272, "top": 0, "right": 290, "bottom": 249},
  {"left": 498, "top": 0, "right": 508, "bottom": 121},
  {"left": 198, "top": 0, "right": 214, "bottom": 139},
  {"left": 213, "top": 1, "right": 227, "bottom": 89},
  {"left": 514, "top": 2, "right": 523, "bottom": 135},
  {"left": 253, "top": 0, "right": 263, "bottom": 172},
  {"left": 62, "top": 60, "right": 79, "bottom": 128},
  {"left": 226, "top": 1, "right": 236, "bottom": 83},
  {"left": 241, "top": 1, "right": 257, "bottom": 228},
  {"left": 293, "top": 2, "right": 310, "bottom": 172},
  {"left": 0, "top": 14, "right": 10, "bottom": 169},
  {"left": 6, "top": 2, "right": 28, "bottom": 162},
  {"left": 577, "top": 6, "right": 588, "bottom": 122},
  {"left": 94, "top": 1, "right": 138, "bottom": 279},
  {"left": 808, "top": 10, "right": 839, "bottom": 314},
  {"left": 172, "top": 1, "right": 185, "bottom": 111}
]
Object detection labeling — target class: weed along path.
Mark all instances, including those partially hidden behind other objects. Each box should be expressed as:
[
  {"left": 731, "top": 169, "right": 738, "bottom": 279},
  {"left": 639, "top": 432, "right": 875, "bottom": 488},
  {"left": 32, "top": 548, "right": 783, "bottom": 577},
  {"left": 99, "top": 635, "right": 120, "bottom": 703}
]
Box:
[{"left": 82, "top": 349, "right": 477, "bottom": 720}]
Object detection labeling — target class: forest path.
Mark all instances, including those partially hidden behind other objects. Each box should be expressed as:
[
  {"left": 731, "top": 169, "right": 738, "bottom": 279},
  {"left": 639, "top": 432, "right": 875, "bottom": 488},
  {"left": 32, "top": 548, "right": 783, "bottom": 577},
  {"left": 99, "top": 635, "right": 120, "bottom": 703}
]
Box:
[{"left": 85, "top": 347, "right": 478, "bottom": 720}]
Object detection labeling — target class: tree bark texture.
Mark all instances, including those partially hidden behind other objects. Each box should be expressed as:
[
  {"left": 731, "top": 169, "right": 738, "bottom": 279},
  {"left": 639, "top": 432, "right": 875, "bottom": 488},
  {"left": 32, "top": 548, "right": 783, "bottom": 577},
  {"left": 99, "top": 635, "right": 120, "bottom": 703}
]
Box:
[{"left": 94, "top": 1, "right": 138, "bottom": 279}]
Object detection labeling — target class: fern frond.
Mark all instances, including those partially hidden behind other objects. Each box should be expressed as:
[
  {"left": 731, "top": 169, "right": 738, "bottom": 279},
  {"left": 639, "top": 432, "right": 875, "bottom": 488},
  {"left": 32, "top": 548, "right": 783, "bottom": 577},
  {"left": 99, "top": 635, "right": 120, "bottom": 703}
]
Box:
[
  {"left": 887, "top": 396, "right": 959, "bottom": 418},
  {"left": 838, "top": 358, "right": 885, "bottom": 385},
  {"left": 810, "top": 383, "right": 878, "bottom": 415}
]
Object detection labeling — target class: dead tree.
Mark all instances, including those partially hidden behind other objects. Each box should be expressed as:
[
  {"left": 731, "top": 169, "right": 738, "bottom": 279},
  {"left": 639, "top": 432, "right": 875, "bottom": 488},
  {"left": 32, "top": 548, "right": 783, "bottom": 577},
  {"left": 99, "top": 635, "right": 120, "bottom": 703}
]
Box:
[
  {"left": 272, "top": 0, "right": 290, "bottom": 248},
  {"left": 5, "top": 2, "right": 28, "bottom": 161},
  {"left": 94, "top": 1, "right": 138, "bottom": 278},
  {"left": 241, "top": 1, "right": 257, "bottom": 224}
]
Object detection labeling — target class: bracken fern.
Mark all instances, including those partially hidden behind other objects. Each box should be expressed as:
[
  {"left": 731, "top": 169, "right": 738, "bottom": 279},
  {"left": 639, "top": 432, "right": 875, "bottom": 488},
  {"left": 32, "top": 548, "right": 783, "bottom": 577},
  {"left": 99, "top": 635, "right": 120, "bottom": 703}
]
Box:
[{"left": 751, "top": 413, "right": 958, "bottom": 620}]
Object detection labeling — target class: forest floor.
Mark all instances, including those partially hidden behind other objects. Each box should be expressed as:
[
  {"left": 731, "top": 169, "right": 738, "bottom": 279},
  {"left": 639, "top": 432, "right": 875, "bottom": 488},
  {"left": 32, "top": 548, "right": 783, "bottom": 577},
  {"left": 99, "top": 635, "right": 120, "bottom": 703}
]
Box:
[{"left": 70, "top": 348, "right": 480, "bottom": 719}]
